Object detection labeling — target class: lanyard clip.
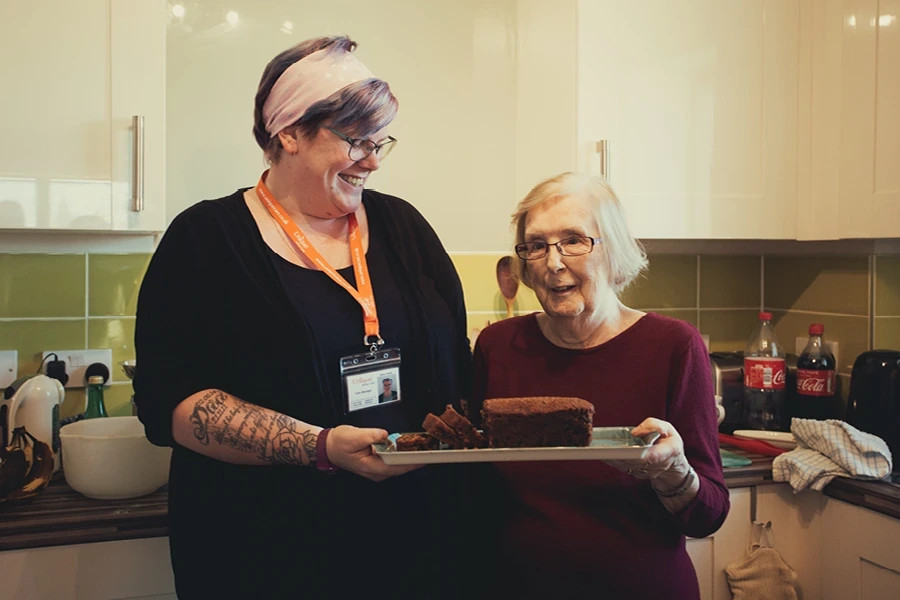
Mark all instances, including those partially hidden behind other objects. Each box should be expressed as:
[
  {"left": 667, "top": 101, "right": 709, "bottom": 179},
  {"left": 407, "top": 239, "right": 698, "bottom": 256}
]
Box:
[{"left": 364, "top": 335, "right": 385, "bottom": 354}]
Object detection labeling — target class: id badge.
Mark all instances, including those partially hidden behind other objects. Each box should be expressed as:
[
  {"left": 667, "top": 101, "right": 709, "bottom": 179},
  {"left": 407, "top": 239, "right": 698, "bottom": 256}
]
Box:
[{"left": 340, "top": 348, "right": 401, "bottom": 414}]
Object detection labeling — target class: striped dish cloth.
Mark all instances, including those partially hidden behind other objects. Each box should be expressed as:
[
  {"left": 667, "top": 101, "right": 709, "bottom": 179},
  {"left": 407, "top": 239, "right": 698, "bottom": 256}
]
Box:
[{"left": 772, "top": 418, "right": 893, "bottom": 493}]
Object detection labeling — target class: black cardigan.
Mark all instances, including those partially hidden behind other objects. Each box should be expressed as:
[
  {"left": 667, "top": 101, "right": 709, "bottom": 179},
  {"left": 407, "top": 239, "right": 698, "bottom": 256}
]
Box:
[{"left": 134, "top": 189, "right": 471, "bottom": 598}]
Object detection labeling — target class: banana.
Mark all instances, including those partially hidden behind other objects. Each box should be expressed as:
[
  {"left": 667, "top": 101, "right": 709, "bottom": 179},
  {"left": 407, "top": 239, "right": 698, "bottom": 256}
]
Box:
[
  {"left": 0, "top": 445, "right": 28, "bottom": 497},
  {"left": 4, "top": 428, "right": 54, "bottom": 501}
]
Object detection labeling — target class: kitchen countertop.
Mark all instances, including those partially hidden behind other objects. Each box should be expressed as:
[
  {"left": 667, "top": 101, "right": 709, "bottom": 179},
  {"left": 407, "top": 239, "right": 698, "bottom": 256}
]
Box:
[
  {"left": 0, "top": 474, "right": 167, "bottom": 552},
  {"left": 0, "top": 448, "right": 897, "bottom": 552}
]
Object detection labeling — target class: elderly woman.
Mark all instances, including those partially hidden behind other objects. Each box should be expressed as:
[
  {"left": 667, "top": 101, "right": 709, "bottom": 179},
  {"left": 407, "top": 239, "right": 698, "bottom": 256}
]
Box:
[
  {"left": 469, "top": 173, "right": 729, "bottom": 599},
  {"left": 135, "top": 36, "right": 470, "bottom": 599}
]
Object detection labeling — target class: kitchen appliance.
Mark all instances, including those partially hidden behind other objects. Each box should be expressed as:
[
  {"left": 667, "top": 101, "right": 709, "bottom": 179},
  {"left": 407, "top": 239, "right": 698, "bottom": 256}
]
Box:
[
  {"left": 845, "top": 350, "right": 900, "bottom": 467},
  {"left": 1, "top": 374, "right": 64, "bottom": 472},
  {"left": 710, "top": 351, "right": 797, "bottom": 433}
]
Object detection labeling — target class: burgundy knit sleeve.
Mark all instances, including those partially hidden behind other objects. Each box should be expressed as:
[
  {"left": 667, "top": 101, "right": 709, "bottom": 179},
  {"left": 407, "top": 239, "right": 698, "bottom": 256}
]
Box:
[{"left": 664, "top": 329, "right": 731, "bottom": 537}]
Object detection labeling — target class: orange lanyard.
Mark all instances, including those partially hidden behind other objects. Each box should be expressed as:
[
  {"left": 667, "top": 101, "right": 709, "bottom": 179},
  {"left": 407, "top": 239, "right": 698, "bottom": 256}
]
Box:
[{"left": 255, "top": 171, "right": 381, "bottom": 347}]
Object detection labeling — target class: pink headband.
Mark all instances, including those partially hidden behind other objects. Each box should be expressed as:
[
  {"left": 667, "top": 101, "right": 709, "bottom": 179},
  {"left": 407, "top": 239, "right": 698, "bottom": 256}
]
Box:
[{"left": 263, "top": 48, "right": 375, "bottom": 138}]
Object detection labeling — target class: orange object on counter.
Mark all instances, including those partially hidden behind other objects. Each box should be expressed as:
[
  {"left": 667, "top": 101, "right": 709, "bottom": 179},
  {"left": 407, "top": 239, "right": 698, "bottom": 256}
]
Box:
[{"left": 718, "top": 433, "right": 788, "bottom": 457}]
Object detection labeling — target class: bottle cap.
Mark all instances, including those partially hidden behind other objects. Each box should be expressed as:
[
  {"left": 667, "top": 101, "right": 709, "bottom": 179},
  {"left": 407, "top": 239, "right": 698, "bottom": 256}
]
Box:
[
  {"left": 759, "top": 311, "right": 773, "bottom": 321},
  {"left": 809, "top": 323, "right": 824, "bottom": 335},
  {"left": 88, "top": 375, "right": 104, "bottom": 385}
]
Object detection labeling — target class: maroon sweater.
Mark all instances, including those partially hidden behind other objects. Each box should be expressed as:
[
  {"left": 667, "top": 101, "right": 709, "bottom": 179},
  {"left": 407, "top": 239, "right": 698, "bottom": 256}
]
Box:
[{"left": 470, "top": 312, "right": 729, "bottom": 600}]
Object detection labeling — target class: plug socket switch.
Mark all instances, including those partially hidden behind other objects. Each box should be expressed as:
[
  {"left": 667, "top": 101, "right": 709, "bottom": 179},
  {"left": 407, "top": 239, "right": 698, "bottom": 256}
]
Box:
[{"left": 41, "top": 349, "right": 113, "bottom": 389}]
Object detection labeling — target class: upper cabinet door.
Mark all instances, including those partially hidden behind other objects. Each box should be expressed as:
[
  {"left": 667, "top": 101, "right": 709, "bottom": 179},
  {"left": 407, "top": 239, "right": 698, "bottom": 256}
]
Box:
[
  {"left": 0, "top": 0, "right": 165, "bottom": 232},
  {"left": 576, "top": 0, "right": 801, "bottom": 239},
  {"left": 837, "top": 0, "right": 900, "bottom": 238}
]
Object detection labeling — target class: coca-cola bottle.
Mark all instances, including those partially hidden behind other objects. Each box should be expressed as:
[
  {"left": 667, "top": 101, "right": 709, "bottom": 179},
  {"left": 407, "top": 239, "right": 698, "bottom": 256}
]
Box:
[
  {"left": 743, "top": 312, "right": 788, "bottom": 431},
  {"left": 793, "top": 323, "right": 837, "bottom": 421}
]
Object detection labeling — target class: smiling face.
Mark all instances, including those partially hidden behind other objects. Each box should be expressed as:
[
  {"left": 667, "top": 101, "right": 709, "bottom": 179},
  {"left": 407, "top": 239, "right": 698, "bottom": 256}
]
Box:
[
  {"left": 523, "top": 194, "right": 614, "bottom": 321},
  {"left": 283, "top": 124, "right": 392, "bottom": 219}
]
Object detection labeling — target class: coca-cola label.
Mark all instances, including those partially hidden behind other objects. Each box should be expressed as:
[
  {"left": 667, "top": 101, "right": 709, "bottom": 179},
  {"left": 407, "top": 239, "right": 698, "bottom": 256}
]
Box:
[
  {"left": 744, "top": 357, "right": 786, "bottom": 390},
  {"left": 796, "top": 369, "right": 835, "bottom": 397}
]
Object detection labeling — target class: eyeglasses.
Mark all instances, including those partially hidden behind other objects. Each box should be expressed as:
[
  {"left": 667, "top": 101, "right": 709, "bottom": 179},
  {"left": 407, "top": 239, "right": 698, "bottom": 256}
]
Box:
[
  {"left": 515, "top": 236, "right": 603, "bottom": 260},
  {"left": 325, "top": 127, "right": 397, "bottom": 162}
]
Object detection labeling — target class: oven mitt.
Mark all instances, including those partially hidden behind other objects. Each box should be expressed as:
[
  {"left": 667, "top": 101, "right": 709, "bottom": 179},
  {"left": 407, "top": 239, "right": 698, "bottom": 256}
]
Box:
[{"left": 725, "top": 521, "right": 799, "bottom": 600}]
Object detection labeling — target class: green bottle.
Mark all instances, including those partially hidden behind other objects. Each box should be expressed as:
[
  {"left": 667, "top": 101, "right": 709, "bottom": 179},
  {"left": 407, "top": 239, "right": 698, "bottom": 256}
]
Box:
[{"left": 84, "top": 375, "right": 108, "bottom": 419}]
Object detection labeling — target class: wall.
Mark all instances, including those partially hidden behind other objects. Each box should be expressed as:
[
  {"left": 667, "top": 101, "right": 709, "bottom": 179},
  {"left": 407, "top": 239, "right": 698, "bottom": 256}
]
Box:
[{"left": 3, "top": 248, "right": 898, "bottom": 418}]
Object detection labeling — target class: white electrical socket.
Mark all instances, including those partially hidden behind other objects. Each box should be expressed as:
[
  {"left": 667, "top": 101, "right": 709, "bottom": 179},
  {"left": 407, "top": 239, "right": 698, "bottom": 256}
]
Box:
[
  {"left": 0, "top": 350, "right": 17, "bottom": 389},
  {"left": 794, "top": 337, "right": 839, "bottom": 369},
  {"left": 41, "top": 349, "right": 113, "bottom": 389}
]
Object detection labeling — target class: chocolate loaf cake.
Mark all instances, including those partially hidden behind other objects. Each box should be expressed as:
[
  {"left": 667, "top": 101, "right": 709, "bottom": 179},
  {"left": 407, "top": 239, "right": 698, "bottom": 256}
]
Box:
[
  {"left": 422, "top": 413, "right": 468, "bottom": 449},
  {"left": 439, "top": 405, "right": 488, "bottom": 449},
  {"left": 394, "top": 433, "right": 440, "bottom": 452},
  {"left": 481, "top": 397, "right": 594, "bottom": 448}
]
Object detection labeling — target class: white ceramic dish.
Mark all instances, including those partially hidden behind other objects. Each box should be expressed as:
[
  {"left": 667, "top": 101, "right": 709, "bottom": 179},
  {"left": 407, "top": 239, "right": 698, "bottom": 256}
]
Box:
[
  {"left": 373, "top": 427, "right": 660, "bottom": 465},
  {"left": 732, "top": 429, "right": 798, "bottom": 450},
  {"left": 60, "top": 416, "right": 171, "bottom": 500}
]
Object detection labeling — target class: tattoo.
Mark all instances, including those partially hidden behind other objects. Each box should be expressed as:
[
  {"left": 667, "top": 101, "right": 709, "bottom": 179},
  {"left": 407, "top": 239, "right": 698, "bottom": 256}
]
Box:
[{"left": 188, "top": 390, "right": 318, "bottom": 466}]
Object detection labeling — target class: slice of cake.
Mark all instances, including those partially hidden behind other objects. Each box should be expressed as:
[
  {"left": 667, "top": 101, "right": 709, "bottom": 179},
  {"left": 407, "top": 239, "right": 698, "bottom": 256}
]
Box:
[
  {"left": 481, "top": 397, "right": 594, "bottom": 448},
  {"left": 439, "top": 405, "right": 488, "bottom": 449},
  {"left": 422, "top": 413, "right": 468, "bottom": 449},
  {"left": 394, "top": 433, "right": 440, "bottom": 452}
]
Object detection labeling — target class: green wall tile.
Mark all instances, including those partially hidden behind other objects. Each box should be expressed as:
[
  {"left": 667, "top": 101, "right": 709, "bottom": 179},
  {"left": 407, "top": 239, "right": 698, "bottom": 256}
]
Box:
[
  {"left": 653, "top": 309, "right": 699, "bottom": 328},
  {"left": 0, "top": 254, "right": 85, "bottom": 318},
  {"left": 451, "top": 254, "right": 508, "bottom": 312},
  {"left": 59, "top": 384, "right": 133, "bottom": 418},
  {"left": 61, "top": 389, "right": 86, "bottom": 419},
  {"left": 874, "top": 317, "right": 900, "bottom": 350},
  {"left": 0, "top": 320, "right": 85, "bottom": 376},
  {"left": 700, "top": 256, "right": 761, "bottom": 308},
  {"left": 875, "top": 256, "right": 900, "bottom": 317},
  {"left": 620, "top": 255, "right": 696, "bottom": 309},
  {"left": 770, "top": 310, "right": 868, "bottom": 374},
  {"left": 88, "top": 254, "right": 152, "bottom": 316},
  {"left": 765, "top": 256, "right": 869, "bottom": 315},
  {"left": 88, "top": 318, "right": 136, "bottom": 383},
  {"left": 698, "top": 310, "right": 759, "bottom": 352}
]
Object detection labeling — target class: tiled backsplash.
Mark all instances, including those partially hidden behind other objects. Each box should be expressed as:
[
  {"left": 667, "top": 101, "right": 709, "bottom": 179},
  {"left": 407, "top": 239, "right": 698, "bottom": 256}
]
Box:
[
  {"left": 0, "top": 253, "right": 151, "bottom": 418},
  {"left": 2, "top": 250, "right": 899, "bottom": 417}
]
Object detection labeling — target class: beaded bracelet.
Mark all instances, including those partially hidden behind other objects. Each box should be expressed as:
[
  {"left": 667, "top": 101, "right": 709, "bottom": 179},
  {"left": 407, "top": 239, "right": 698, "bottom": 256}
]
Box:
[{"left": 652, "top": 466, "right": 696, "bottom": 498}]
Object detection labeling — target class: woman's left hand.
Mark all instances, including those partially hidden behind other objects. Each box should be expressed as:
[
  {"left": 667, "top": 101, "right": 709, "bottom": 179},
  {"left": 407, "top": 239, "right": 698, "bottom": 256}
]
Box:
[{"left": 606, "top": 417, "right": 690, "bottom": 481}]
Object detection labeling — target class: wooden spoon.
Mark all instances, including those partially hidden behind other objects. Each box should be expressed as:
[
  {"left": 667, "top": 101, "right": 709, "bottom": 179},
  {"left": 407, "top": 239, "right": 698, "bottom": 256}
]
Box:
[{"left": 496, "top": 256, "right": 518, "bottom": 319}]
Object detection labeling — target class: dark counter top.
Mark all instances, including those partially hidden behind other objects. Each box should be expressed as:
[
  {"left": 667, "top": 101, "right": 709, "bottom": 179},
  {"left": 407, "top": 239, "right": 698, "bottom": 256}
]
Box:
[
  {"left": 0, "top": 475, "right": 167, "bottom": 552},
  {"left": 1, "top": 449, "right": 896, "bottom": 552}
]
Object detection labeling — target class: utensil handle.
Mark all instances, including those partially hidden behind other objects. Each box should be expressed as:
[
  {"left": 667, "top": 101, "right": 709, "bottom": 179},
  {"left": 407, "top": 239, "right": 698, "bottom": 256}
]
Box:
[
  {"left": 595, "top": 140, "right": 609, "bottom": 180},
  {"left": 132, "top": 115, "right": 144, "bottom": 212}
]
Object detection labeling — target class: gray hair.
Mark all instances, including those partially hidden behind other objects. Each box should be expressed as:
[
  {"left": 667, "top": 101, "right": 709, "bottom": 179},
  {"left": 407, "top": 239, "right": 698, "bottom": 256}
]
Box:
[
  {"left": 511, "top": 172, "right": 648, "bottom": 295},
  {"left": 252, "top": 35, "right": 398, "bottom": 164}
]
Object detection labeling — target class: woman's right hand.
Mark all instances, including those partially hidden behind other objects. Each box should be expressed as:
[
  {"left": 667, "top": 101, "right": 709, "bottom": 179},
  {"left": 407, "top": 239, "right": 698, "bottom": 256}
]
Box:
[{"left": 326, "top": 425, "right": 423, "bottom": 482}]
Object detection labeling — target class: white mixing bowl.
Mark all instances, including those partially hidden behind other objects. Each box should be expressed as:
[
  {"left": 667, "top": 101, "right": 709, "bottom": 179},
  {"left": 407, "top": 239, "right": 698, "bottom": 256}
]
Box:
[{"left": 60, "top": 416, "right": 171, "bottom": 500}]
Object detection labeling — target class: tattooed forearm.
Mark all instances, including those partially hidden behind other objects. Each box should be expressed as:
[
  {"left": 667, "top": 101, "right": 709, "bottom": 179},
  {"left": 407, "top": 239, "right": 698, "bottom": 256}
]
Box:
[{"left": 188, "top": 390, "right": 318, "bottom": 466}]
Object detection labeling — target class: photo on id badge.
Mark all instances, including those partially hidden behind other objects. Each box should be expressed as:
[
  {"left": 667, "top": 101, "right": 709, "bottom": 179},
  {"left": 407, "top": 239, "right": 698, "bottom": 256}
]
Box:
[{"left": 341, "top": 348, "right": 402, "bottom": 414}]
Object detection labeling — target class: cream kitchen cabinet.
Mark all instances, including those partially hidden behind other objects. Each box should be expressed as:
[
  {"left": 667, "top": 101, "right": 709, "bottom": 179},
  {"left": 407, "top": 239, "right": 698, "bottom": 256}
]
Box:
[
  {"left": 517, "top": 0, "right": 802, "bottom": 240},
  {"left": 804, "top": 0, "right": 900, "bottom": 240},
  {"left": 685, "top": 487, "right": 752, "bottom": 600},
  {"left": 0, "top": 537, "right": 176, "bottom": 600},
  {"left": 0, "top": 0, "right": 165, "bottom": 233}
]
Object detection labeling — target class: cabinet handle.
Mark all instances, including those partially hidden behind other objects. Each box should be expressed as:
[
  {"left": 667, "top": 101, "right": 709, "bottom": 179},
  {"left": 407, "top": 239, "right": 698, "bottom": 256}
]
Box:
[
  {"left": 132, "top": 115, "right": 144, "bottom": 212},
  {"left": 595, "top": 140, "right": 609, "bottom": 180}
]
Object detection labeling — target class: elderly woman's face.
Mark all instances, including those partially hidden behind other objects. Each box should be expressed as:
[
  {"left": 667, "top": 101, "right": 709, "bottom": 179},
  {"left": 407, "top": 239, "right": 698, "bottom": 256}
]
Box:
[
  {"left": 290, "top": 124, "right": 392, "bottom": 218},
  {"left": 523, "top": 194, "right": 612, "bottom": 320}
]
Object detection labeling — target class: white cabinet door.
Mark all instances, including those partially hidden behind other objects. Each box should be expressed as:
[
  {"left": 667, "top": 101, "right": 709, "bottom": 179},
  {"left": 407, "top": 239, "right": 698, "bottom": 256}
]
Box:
[
  {"left": 821, "top": 497, "right": 900, "bottom": 600},
  {"left": 576, "top": 0, "right": 801, "bottom": 240},
  {"left": 686, "top": 486, "right": 752, "bottom": 600},
  {"left": 0, "top": 537, "right": 176, "bottom": 600},
  {"left": 755, "top": 484, "right": 825, "bottom": 599},
  {"left": 808, "top": 0, "right": 900, "bottom": 240},
  {"left": 0, "top": 0, "right": 165, "bottom": 233}
]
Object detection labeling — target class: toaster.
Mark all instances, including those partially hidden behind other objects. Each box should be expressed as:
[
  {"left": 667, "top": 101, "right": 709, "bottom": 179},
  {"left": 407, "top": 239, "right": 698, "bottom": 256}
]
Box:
[{"left": 709, "top": 351, "right": 797, "bottom": 433}]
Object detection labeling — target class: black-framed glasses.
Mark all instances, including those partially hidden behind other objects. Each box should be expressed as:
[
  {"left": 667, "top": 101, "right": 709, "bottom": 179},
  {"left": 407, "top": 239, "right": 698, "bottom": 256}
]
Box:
[
  {"left": 515, "top": 236, "right": 603, "bottom": 260},
  {"left": 325, "top": 127, "right": 397, "bottom": 162}
]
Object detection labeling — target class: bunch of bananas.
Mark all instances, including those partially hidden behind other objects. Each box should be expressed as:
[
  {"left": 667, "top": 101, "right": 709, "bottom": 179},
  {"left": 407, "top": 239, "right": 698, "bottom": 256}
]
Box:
[{"left": 0, "top": 427, "right": 54, "bottom": 502}]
